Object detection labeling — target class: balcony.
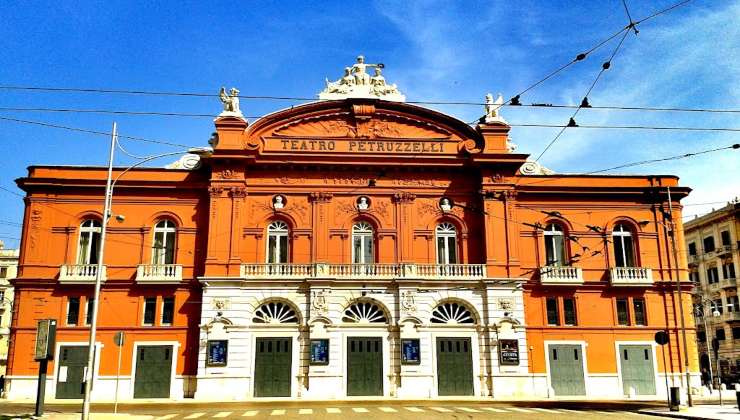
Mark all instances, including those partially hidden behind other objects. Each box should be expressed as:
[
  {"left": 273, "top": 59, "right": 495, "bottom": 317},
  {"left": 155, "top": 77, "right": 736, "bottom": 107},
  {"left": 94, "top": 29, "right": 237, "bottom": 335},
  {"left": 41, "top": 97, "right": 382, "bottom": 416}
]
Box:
[
  {"left": 688, "top": 254, "right": 700, "bottom": 266},
  {"left": 59, "top": 264, "right": 106, "bottom": 284},
  {"left": 717, "top": 244, "right": 735, "bottom": 256},
  {"left": 239, "top": 263, "right": 486, "bottom": 280},
  {"left": 718, "top": 277, "right": 737, "bottom": 289},
  {"left": 136, "top": 264, "right": 183, "bottom": 284},
  {"left": 609, "top": 267, "right": 653, "bottom": 286},
  {"left": 722, "top": 312, "right": 740, "bottom": 322},
  {"left": 539, "top": 266, "right": 583, "bottom": 285}
]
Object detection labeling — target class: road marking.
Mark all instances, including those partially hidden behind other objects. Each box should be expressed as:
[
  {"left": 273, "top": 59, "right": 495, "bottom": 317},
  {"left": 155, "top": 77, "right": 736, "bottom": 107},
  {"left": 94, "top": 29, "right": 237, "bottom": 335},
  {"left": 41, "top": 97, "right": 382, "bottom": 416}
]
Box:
[
  {"left": 241, "top": 411, "right": 259, "bottom": 417},
  {"left": 184, "top": 413, "right": 205, "bottom": 419},
  {"left": 430, "top": 407, "right": 454, "bottom": 412},
  {"left": 404, "top": 407, "right": 425, "bottom": 412},
  {"left": 298, "top": 409, "right": 313, "bottom": 415},
  {"left": 508, "top": 407, "right": 534, "bottom": 413},
  {"left": 482, "top": 407, "right": 508, "bottom": 413},
  {"left": 622, "top": 412, "right": 642, "bottom": 416},
  {"left": 590, "top": 411, "right": 617, "bottom": 416},
  {"left": 558, "top": 409, "right": 581, "bottom": 414},
  {"left": 378, "top": 407, "right": 397, "bottom": 413},
  {"left": 456, "top": 407, "right": 481, "bottom": 412},
  {"left": 352, "top": 408, "right": 369, "bottom": 413},
  {"left": 270, "top": 409, "right": 286, "bottom": 416},
  {"left": 158, "top": 415, "right": 177, "bottom": 420},
  {"left": 214, "top": 412, "right": 232, "bottom": 418},
  {"left": 326, "top": 408, "right": 342, "bottom": 414},
  {"left": 531, "top": 408, "right": 561, "bottom": 413}
]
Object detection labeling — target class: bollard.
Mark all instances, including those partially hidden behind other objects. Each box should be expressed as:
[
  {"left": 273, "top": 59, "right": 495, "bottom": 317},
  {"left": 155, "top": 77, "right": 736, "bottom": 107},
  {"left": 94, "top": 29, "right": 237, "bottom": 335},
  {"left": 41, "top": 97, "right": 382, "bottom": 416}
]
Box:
[{"left": 669, "top": 387, "right": 680, "bottom": 411}]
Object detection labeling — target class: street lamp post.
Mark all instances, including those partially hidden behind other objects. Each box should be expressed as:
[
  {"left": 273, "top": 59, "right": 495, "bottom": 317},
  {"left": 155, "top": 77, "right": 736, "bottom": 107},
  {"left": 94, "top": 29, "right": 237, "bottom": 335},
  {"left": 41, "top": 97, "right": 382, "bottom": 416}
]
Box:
[
  {"left": 80, "top": 123, "right": 211, "bottom": 420},
  {"left": 694, "top": 298, "right": 720, "bottom": 392}
]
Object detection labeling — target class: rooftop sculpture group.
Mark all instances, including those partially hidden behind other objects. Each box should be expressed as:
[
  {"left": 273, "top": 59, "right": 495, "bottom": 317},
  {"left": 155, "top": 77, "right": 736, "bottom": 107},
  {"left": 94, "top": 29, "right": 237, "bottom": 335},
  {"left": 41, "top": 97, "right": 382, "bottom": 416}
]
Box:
[{"left": 319, "top": 55, "right": 406, "bottom": 102}]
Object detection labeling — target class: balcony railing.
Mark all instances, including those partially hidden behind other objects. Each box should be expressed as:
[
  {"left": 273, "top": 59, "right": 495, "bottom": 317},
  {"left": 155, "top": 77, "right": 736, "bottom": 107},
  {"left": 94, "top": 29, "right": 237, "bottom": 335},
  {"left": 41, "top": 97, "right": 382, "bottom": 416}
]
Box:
[
  {"left": 721, "top": 311, "right": 740, "bottom": 322},
  {"left": 717, "top": 244, "right": 735, "bottom": 256},
  {"left": 718, "top": 277, "right": 737, "bottom": 289},
  {"left": 609, "top": 267, "right": 653, "bottom": 286},
  {"left": 136, "top": 264, "right": 183, "bottom": 284},
  {"left": 688, "top": 254, "right": 700, "bottom": 265},
  {"left": 539, "top": 266, "right": 583, "bottom": 285},
  {"left": 59, "top": 264, "right": 106, "bottom": 284},
  {"left": 240, "top": 263, "right": 486, "bottom": 280},
  {"left": 240, "top": 263, "right": 315, "bottom": 279}
]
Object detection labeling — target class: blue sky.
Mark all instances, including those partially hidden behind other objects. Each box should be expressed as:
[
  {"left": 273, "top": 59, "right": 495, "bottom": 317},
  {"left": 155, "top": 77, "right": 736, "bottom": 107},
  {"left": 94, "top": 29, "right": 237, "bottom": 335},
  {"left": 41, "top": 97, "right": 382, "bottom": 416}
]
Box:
[{"left": 0, "top": 0, "right": 738, "bottom": 248}]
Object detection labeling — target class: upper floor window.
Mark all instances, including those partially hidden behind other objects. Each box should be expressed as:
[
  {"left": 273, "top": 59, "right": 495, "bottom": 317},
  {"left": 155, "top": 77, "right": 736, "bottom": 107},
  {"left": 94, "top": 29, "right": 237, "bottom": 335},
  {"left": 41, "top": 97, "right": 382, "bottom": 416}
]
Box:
[
  {"left": 435, "top": 222, "right": 457, "bottom": 265},
  {"left": 352, "top": 221, "right": 374, "bottom": 264},
  {"left": 266, "top": 220, "right": 289, "bottom": 264},
  {"left": 77, "top": 219, "right": 102, "bottom": 265},
  {"left": 613, "top": 223, "right": 636, "bottom": 268},
  {"left": 720, "top": 230, "right": 731, "bottom": 247},
  {"left": 722, "top": 262, "right": 736, "bottom": 279},
  {"left": 544, "top": 223, "right": 566, "bottom": 266},
  {"left": 703, "top": 236, "right": 715, "bottom": 253},
  {"left": 152, "top": 219, "right": 176, "bottom": 265},
  {"left": 688, "top": 242, "right": 697, "bottom": 256}
]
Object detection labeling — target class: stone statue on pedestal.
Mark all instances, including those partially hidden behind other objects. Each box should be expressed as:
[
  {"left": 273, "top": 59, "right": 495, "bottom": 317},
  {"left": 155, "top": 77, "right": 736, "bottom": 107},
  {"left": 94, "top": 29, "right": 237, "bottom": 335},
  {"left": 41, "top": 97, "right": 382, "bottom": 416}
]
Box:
[{"left": 218, "top": 87, "right": 243, "bottom": 117}]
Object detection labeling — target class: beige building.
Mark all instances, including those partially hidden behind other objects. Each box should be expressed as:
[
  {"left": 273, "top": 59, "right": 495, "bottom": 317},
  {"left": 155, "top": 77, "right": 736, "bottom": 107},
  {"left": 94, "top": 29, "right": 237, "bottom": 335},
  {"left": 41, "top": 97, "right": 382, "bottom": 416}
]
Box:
[
  {"left": 686, "top": 200, "right": 740, "bottom": 385},
  {"left": 0, "top": 243, "right": 19, "bottom": 384}
]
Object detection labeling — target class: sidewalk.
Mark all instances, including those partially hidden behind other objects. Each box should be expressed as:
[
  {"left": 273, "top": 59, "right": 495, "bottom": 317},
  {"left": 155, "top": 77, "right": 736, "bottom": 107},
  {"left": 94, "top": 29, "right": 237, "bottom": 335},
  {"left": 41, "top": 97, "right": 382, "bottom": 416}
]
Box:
[{"left": 641, "top": 404, "right": 740, "bottom": 420}]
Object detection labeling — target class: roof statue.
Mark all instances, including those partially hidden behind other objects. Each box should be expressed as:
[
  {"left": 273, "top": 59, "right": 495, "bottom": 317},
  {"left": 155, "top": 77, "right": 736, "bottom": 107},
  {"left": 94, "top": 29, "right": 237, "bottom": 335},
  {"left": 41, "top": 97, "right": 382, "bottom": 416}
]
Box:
[
  {"left": 484, "top": 93, "right": 507, "bottom": 124},
  {"left": 319, "top": 55, "right": 406, "bottom": 102},
  {"left": 218, "top": 87, "right": 244, "bottom": 118}
]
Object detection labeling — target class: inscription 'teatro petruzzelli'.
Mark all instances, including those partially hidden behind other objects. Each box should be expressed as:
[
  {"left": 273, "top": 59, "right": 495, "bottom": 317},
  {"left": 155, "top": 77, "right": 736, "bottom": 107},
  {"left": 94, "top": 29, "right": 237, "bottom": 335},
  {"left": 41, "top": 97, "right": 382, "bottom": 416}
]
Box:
[{"left": 273, "top": 138, "right": 450, "bottom": 153}]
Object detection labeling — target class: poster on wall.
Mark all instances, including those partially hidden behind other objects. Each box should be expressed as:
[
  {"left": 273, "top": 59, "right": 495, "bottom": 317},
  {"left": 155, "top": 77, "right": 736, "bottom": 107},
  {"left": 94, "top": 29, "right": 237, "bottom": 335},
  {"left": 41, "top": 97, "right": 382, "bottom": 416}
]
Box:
[
  {"left": 207, "top": 340, "right": 228, "bottom": 366},
  {"left": 310, "top": 339, "right": 329, "bottom": 365},
  {"left": 401, "top": 338, "right": 421, "bottom": 365},
  {"left": 498, "top": 338, "right": 519, "bottom": 366}
]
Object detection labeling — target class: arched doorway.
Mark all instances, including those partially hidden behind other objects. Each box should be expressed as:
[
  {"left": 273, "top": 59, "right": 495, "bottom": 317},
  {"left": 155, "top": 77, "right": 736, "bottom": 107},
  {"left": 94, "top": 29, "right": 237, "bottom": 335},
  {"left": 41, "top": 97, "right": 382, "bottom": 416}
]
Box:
[
  {"left": 342, "top": 299, "right": 389, "bottom": 396},
  {"left": 430, "top": 300, "right": 478, "bottom": 396},
  {"left": 251, "top": 300, "right": 301, "bottom": 398}
]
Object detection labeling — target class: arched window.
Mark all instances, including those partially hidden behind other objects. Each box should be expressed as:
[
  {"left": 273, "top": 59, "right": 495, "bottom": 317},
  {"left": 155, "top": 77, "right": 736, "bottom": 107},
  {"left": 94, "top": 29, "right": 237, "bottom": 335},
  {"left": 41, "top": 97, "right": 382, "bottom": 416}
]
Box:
[
  {"left": 77, "top": 219, "right": 102, "bottom": 265},
  {"left": 342, "top": 301, "right": 387, "bottom": 323},
  {"left": 152, "top": 219, "right": 176, "bottom": 265},
  {"left": 544, "top": 223, "right": 567, "bottom": 266},
  {"left": 431, "top": 301, "right": 475, "bottom": 324},
  {"left": 613, "top": 223, "right": 636, "bottom": 267},
  {"left": 266, "top": 220, "right": 289, "bottom": 264},
  {"left": 252, "top": 301, "right": 298, "bottom": 324},
  {"left": 436, "top": 222, "right": 458, "bottom": 265},
  {"left": 352, "top": 221, "right": 374, "bottom": 265}
]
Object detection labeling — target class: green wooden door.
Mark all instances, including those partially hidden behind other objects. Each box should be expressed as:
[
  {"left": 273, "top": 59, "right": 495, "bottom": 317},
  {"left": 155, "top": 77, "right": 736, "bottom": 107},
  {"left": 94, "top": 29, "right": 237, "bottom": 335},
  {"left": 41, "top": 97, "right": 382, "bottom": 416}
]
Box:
[
  {"left": 436, "top": 337, "right": 474, "bottom": 396},
  {"left": 548, "top": 344, "right": 586, "bottom": 396},
  {"left": 619, "top": 345, "right": 656, "bottom": 395},
  {"left": 254, "top": 337, "right": 292, "bottom": 397},
  {"left": 133, "top": 345, "right": 173, "bottom": 398},
  {"left": 347, "top": 337, "right": 383, "bottom": 396},
  {"left": 55, "top": 346, "right": 89, "bottom": 399}
]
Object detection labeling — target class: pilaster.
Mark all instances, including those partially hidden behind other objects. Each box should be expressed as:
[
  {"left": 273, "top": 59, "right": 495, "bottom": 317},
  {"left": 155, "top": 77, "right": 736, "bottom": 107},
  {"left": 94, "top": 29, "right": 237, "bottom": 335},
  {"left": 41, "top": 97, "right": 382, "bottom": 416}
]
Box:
[
  {"left": 309, "top": 192, "right": 333, "bottom": 262},
  {"left": 393, "top": 192, "right": 416, "bottom": 263}
]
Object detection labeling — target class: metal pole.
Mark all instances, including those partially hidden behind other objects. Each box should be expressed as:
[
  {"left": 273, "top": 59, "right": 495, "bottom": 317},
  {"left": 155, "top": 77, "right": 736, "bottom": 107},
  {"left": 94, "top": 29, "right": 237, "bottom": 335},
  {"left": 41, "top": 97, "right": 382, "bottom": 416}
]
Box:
[
  {"left": 702, "top": 303, "right": 714, "bottom": 390},
  {"left": 717, "top": 351, "right": 723, "bottom": 406},
  {"left": 661, "top": 344, "right": 670, "bottom": 409},
  {"left": 114, "top": 340, "right": 122, "bottom": 413},
  {"left": 34, "top": 359, "right": 47, "bottom": 416},
  {"left": 81, "top": 122, "right": 117, "bottom": 420},
  {"left": 667, "top": 186, "right": 693, "bottom": 407}
]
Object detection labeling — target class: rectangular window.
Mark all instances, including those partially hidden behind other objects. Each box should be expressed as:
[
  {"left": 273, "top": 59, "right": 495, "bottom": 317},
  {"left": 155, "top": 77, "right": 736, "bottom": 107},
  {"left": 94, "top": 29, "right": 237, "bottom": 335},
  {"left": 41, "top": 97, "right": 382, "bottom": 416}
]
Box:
[
  {"left": 732, "top": 327, "right": 740, "bottom": 340},
  {"left": 563, "top": 298, "right": 577, "bottom": 326},
  {"left": 703, "top": 236, "right": 715, "bottom": 253},
  {"left": 707, "top": 267, "right": 719, "bottom": 283},
  {"left": 689, "top": 271, "right": 699, "bottom": 284},
  {"left": 616, "top": 298, "right": 630, "bottom": 326},
  {"left": 698, "top": 330, "right": 706, "bottom": 341},
  {"left": 721, "top": 230, "right": 731, "bottom": 246},
  {"left": 722, "top": 263, "right": 736, "bottom": 279},
  {"left": 713, "top": 299, "right": 724, "bottom": 315},
  {"left": 143, "top": 297, "right": 156, "bottom": 325},
  {"left": 546, "top": 297, "right": 560, "bottom": 326},
  {"left": 85, "top": 297, "right": 95, "bottom": 325},
  {"left": 0, "top": 267, "right": 7, "bottom": 278},
  {"left": 0, "top": 290, "right": 4, "bottom": 301},
  {"left": 688, "top": 242, "right": 697, "bottom": 256},
  {"left": 727, "top": 296, "right": 739, "bottom": 313},
  {"left": 67, "top": 297, "right": 80, "bottom": 326},
  {"left": 633, "top": 297, "right": 647, "bottom": 326},
  {"left": 161, "top": 296, "right": 175, "bottom": 325},
  {"left": 716, "top": 328, "right": 726, "bottom": 341}
]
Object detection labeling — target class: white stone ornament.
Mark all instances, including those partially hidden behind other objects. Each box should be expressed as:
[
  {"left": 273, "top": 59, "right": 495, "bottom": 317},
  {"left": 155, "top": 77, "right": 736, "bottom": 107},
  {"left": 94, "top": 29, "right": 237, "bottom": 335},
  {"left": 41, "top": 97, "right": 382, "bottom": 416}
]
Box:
[
  {"left": 440, "top": 198, "right": 452, "bottom": 212},
  {"left": 484, "top": 93, "right": 507, "bottom": 124},
  {"left": 319, "top": 55, "right": 406, "bottom": 102},
  {"left": 218, "top": 87, "right": 244, "bottom": 118},
  {"left": 165, "top": 153, "right": 202, "bottom": 170},
  {"left": 357, "top": 196, "right": 370, "bottom": 210},
  {"left": 273, "top": 195, "right": 285, "bottom": 209},
  {"left": 519, "top": 161, "right": 555, "bottom": 175}
]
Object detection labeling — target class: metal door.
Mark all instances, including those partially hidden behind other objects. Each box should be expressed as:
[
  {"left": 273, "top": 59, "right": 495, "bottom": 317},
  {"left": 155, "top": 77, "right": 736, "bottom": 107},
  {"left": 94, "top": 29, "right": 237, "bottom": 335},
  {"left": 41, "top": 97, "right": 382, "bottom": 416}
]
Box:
[
  {"left": 436, "top": 337, "right": 474, "bottom": 396},
  {"left": 619, "top": 345, "right": 656, "bottom": 395},
  {"left": 133, "top": 345, "right": 173, "bottom": 398},
  {"left": 347, "top": 337, "right": 383, "bottom": 396},
  {"left": 55, "top": 346, "right": 88, "bottom": 399},
  {"left": 548, "top": 344, "right": 586, "bottom": 396},
  {"left": 254, "top": 337, "right": 292, "bottom": 397}
]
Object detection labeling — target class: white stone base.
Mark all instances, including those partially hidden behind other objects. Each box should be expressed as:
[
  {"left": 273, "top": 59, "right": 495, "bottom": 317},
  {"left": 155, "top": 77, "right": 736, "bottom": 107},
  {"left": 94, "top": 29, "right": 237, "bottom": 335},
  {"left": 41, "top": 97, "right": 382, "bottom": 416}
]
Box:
[{"left": 5, "top": 375, "right": 191, "bottom": 402}]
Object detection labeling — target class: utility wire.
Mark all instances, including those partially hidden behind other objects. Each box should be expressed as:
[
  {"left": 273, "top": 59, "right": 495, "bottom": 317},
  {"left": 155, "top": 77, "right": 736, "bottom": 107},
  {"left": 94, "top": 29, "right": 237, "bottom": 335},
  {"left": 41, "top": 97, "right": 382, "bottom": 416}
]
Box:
[{"left": 508, "top": 123, "right": 740, "bottom": 133}]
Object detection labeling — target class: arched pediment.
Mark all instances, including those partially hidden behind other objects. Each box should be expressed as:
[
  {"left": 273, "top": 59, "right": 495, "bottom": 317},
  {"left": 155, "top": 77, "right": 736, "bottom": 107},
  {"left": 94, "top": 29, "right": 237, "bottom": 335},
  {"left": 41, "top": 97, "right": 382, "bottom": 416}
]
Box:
[{"left": 244, "top": 99, "right": 484, "bottom": 156}]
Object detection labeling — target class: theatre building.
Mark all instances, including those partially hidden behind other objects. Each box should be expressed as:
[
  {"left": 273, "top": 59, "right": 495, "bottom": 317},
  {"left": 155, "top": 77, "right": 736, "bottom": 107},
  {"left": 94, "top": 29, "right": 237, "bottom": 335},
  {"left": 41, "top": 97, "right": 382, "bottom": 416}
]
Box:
[{"left": 5, "top": 59, "right": 698, "bottom": 402}]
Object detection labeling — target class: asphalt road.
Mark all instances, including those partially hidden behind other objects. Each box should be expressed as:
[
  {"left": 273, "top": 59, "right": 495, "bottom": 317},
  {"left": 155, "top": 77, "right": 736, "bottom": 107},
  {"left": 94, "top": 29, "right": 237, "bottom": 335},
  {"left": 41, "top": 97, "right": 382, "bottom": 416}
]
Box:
[{"left": 1, "top": 400, "right": 666, "bottom": 419}]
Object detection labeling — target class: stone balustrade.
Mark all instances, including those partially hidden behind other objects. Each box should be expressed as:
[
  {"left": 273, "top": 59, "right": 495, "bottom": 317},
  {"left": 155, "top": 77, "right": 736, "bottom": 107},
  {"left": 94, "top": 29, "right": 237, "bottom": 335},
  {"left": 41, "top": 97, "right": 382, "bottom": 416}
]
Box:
[
  {"left": 59, "top": 264, "right": 106, "bottom": 284},
  {"left": 240, "top": 263, "right": 486, "bottom": 280},
  {"left": 609, "top": 267, "right": 653, "bottom": 286},
  {"left": 538, "top": 266, "right": 583, "bottom": 285},
  {"left": 136, "top": 264, "right": 183, "bottom": 284}
]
